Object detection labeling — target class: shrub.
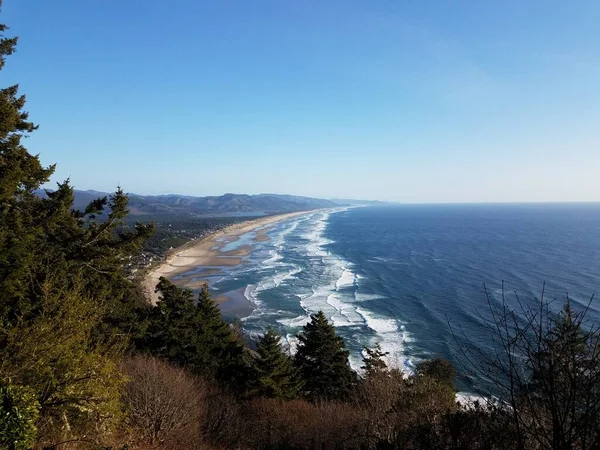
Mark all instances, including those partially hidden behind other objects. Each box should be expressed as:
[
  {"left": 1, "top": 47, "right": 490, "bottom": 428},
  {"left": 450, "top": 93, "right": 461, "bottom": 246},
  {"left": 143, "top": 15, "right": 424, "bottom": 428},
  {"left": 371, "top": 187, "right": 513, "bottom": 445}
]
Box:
[
  {"left": 417, "top": 357, "right": 457, "bottom": 388},
  {"left": 121, "top": 356, "right": 205, "bottom": 449},
  {"left": 0, "top": 379, "right": 39, "bottom": 450}
]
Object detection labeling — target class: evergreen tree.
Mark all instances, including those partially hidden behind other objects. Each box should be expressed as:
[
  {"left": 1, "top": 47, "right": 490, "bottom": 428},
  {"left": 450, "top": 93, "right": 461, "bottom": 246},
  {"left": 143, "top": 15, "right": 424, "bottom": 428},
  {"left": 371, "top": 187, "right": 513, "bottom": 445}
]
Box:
[
  {"left": 252, "top": 329, "right": 301, "bottom": 400},
  {"left": 0, "top": 6, "right": 150, "bottom": 444},
  {"left": 0, "top": 8, "right": 53, "bottom": 321},
  {"left": 197, "top": 282, "right": 237, "bottom": 347},
  {"left": 417, "top": 357, "right": 456, "bottom": 388},
  {"left": 140, "top": 276, "right": 199, "bottom": 365},
  {"left": 139, "top": 279, "right": 250, "bottom": 386},
  {"left": 196, "top": 283, "right": 249, "bottom": 385},
  {"left": 0, "top": 278, "right": 126, "bottom": 441},
  {"left": 529, "top": 301, "right": 589, "bottom": 393},
  {"left": 361, "top": 343, "right": 389, "bottom": 377},
  {"left": 294, "top": 311, "right": 356, "bottom": 401},
  {"left": 523, "top": 300, "right": 600, "bottom": 447}
]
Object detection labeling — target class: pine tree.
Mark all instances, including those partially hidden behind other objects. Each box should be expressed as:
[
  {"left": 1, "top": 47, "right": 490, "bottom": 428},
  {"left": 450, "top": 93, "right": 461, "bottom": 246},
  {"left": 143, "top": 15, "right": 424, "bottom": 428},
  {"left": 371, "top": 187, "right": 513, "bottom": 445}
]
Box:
[
  {"left": 197, "top": 283, "right": 235, "bottom": 345},
  {"left": 0, "top": 9, "right": 54, "bottom": 321},
  {"left": 528, "top": 301, "right": 590, "bottom": 396},
  {"left": 195, "top": 283, "right": 248, "bottom": 384},
  {"left": 417, "top": 357, "right": 456, "bottom": 388},
  {"left": 252, "top": 329, "right": 301, "bottom": 400},
  {"left": 140, "top": 276, "right": 199, "bottom": 365},
  {"left": 294, "top": 311, "right": 356, "bottom": 401},
  {"left": 362, "top": 343, "right": 389, "bottom": 377},
  {"left": 0, "top": 6, "right": 150, "bottom": 443},
  {"left": 140, "top": 280, "right": 250, "bottom": 386}
]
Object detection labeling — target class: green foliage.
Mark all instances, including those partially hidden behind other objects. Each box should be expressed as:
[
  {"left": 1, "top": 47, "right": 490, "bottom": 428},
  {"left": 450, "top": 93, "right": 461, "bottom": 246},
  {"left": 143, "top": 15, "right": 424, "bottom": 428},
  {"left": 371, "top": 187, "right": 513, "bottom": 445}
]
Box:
[
  {"left": 0, "top": 278, "right": 126, "bottom": 443},
  {"left": 294, "top": 311, "right": 357, "bottom": 401},
  {"left": 196, "top": 284, "right": 250, "bottom": 386},
  {"left": 139, "top": 279, "right": 250, "bottom": 386},
  {"left": 396, "top": 375, "right": 457, "bottom": 418},
  {"left": 140, "top": 277, "right": 198, "bottom": 364},
  {"left": 529, "top": 301, "right": 590, "bottom": 393},
  {"left": 0, "top": 379, "right": 39, "bottom": 450},
  {"left": 0, "top": 7, "right": 150, "bottom": 445},
  {"left": 362, "top": 343, "right": 389, "bottom": 377},
  {"left": 252, "top": 329, "right": 301, "bottom": 400},
  {"left": 521, "top": 300, "right": 600, "bottom": 449},
  {"left": 417, "top": 357, "right": 456, "bottom": 389},
  {"left": 465, "top": 290, "right": 600, "bottom": 450},
  {"left": 0, "top": 11, "right": 53, "bottom": 317}
]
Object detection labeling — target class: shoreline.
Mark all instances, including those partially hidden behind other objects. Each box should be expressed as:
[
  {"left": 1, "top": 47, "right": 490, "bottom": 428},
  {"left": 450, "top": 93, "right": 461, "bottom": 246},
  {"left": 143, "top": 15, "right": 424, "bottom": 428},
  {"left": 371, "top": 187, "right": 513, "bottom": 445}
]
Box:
[{"left": 141, "top": 210, "right": 320, "bottom": 305}]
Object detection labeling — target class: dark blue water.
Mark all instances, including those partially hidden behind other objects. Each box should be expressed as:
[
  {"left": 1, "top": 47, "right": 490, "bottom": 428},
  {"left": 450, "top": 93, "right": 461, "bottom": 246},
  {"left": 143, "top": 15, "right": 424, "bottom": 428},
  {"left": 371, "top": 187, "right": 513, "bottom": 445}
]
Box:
[
  {"left": 325, "top": 205, "right": 600, "bottom": 380},
  {"left": 184, "top": 204, "right": 600, "bottom": 392}
]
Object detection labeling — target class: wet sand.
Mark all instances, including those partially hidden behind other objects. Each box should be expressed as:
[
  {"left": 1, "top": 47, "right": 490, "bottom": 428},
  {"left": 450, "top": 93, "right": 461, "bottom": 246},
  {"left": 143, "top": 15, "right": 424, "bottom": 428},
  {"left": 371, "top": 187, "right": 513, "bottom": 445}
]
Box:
[
  {"left": 142, "top": 210, "right": 315, "bottom": 305},
  {"left": 215, "top": 288, "right": 255, "bottom": 319}
]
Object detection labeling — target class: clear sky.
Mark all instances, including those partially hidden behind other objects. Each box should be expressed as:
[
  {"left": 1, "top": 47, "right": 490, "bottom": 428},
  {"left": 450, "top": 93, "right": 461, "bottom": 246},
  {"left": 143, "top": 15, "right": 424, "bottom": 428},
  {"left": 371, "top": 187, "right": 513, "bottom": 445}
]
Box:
[{"left": 3, "top": 1, "right": 599, "bottom": 202}]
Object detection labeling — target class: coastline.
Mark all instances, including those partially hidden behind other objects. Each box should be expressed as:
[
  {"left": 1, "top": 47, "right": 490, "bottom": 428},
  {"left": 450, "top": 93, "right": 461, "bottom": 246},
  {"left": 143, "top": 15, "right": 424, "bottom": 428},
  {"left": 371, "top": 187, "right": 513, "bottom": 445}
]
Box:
[{"left": 141, "top": 210, "right": 318, "bottom": 306}]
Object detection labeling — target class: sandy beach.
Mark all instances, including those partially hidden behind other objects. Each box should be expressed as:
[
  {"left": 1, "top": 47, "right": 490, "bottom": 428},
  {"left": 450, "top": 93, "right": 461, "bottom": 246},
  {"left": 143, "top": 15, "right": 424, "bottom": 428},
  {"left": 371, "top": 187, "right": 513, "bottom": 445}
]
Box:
[{"left": 142, "top": 210, "right": 316, "bottom": 306}]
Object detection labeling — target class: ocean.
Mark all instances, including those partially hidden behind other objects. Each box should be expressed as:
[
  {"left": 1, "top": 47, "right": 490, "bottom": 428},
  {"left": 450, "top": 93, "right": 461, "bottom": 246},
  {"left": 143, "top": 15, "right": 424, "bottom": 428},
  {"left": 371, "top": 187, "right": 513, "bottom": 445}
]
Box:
[{"left": 187, "top": 204, "right": 600, "bottom": 392}]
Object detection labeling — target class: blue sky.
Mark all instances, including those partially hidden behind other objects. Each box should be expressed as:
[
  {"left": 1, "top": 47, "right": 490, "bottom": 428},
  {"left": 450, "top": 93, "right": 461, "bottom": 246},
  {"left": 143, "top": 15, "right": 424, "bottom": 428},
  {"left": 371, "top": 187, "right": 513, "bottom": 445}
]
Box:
[{"left": 3, "top": 0, "right": 599, "bottom": 202}]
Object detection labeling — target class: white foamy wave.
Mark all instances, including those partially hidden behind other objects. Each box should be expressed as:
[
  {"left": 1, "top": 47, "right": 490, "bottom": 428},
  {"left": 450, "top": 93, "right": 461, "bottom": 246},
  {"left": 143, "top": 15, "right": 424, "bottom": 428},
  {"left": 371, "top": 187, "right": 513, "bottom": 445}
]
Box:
[
  {"left": 244, "top": 284, "right": 260, "bottom": 305},
  {"left": 303, "top": 213, "right": 334, "bottom": 258},
  {"left": 270, "top": 219, "right": 300, "bottom": 247},
  {"left": 242, "top": 284, "right": 267, "bottom": 318},
  {"left": 326, "top": 292, "right": 364, "bottom": 327},
  {"left": 272, "top": 266, "right": 303, "bottom": 288},
  {"left": 243, "top": 207, "right": 411, "bottom": 374},
  {"left": 263, "top": 249, "right": 283, "bottom": 266},
  {"left": 278, "top": 314, "right": 311, "bottom": 328},
  {"left": 285, "top": 334, "right": 299, "bottom": 355},
  {"left": 354, "top": 292, "right": 384, "bottom": 302},
  {"left": 335, "top": 268, "right": 356, "bottom": 290},
  {"left": 282, "top": 218, "right": 302, "bottom": 236},
  {"left": 355, "top": 306, "right": 412, "bottom": 372},
  {"left": 455, "top": 392, "right": 490, "bottom": 409},
  {"left": 358, "top": 308, "right": 398, "bottom": 334}
]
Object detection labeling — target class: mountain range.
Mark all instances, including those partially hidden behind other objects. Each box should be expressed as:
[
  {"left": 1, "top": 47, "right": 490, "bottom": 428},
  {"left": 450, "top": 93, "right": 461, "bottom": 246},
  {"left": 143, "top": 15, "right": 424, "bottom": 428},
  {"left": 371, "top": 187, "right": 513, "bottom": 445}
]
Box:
[{"left": 40, "top": 189, "right": 384, "bottom": 217}]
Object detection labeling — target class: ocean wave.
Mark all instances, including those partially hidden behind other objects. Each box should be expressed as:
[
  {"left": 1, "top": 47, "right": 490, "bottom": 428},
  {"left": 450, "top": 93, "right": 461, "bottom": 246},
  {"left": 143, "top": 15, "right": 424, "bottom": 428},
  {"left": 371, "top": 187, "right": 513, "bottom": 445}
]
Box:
[
  {"left": 303, "top": 213, "right": 334, "bottom": 258},
  {"left": 278, "top": 314, "right": 312, "bottom": 328},
  {"left": 272, "top": 266, "right": 303, "bottom": 288},
  {"left": 262, "top": 249, "right": 283, "bottom": 266},
  {"left": 335, "top": 267, "right": 357, "bottom": 290},
  {"left": 355, "top": 306, "right": 412, "bottom": 372},
  {"left": 326, "top": 292, "right": 364, "bottom": 327},
  {"left": 455, "top": 392, "right": 490, "bottom": 408},
  {"left": 353, "top": 292, "right": 384, "bottom": 302},
  {"left": 238, "top": 207, "right": 411, "bottom": 375},
  {"left": 243, "top": 284, "right": 263, "bottom": 309}
]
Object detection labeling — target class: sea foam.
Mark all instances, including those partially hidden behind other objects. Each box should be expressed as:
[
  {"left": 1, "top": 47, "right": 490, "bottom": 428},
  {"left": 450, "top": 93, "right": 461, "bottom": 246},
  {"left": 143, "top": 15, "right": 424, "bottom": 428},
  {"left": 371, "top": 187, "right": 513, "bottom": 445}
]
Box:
[{"left": 237, "top": 208, "right": 412, "bottom": 373}]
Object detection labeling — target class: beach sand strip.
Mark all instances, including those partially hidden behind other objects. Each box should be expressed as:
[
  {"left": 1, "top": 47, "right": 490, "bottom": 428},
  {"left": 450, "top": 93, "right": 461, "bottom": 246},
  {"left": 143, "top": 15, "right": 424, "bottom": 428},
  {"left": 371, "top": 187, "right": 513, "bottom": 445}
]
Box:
[{"left": 142, "top": 210, "right": 316, "bottom": 305}]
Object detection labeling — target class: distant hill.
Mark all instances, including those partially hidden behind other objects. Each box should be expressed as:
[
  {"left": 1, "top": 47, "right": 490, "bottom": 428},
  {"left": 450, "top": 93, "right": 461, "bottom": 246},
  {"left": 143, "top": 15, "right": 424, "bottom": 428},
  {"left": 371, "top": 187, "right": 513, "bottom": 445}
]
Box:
[
  {"left": 38, "top": 189, "right": 362, "bottom": 217},
  {"left": 125, "top": 192, "right": 341, "bottom": 216}
]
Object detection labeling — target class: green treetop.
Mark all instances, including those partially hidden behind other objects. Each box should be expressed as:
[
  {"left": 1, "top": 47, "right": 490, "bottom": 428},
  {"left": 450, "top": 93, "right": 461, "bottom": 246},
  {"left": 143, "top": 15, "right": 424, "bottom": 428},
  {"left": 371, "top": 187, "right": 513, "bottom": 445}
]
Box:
[
  {"left": 0, "top": 6, "right": 151, "bottom": 444},
  {"left": 140, "top": 279, "right": 250, "bottom": 387},
  {"left": 252, "top": 328, "right": 301, "bottom": 400},
  {"left": 362, "top": 343, "right": 389, "bottom": 378},
  {"left": 196, "top": 283, "right": 249, "bottom": 385},
  {"left": 417, "top": 357, "right": 456, "bottom": 389},
  {"left": 294, "top": 311, "right": 357, "bottom": 401}
]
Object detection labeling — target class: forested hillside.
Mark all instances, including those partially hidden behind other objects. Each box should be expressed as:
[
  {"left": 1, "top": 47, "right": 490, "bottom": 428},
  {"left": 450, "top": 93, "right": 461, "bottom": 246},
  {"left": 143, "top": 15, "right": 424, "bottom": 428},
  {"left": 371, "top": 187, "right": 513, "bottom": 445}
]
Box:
[
  {"left": 1, "top": 5, "right": 600, "bottom": 449},
  {"left": 37, "top": 189, "right": 343, "bottom": 217}
]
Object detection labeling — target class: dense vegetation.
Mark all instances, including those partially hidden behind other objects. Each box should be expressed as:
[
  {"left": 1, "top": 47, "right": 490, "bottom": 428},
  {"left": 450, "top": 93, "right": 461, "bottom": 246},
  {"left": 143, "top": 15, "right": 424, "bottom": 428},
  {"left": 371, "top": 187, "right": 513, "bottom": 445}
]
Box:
[
  {"left": 135, "top": 215, "right": 246, "bottom": 255},
  {"left": 1, "top": 6, "right": 600, "bottom": 449}
]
